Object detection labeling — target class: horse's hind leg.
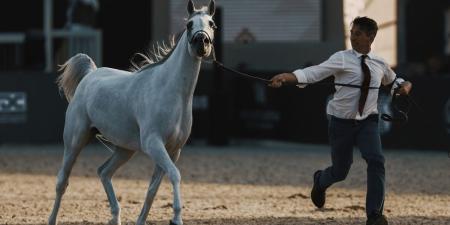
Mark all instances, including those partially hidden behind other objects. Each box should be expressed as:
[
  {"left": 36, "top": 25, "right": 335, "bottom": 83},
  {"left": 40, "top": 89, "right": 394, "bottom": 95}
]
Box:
[
  {"left": 97, "top": 146, "right": 135, "bottom": 225},
  {"left": 48, "top": 119, "right": 93, "bottom": 225}
]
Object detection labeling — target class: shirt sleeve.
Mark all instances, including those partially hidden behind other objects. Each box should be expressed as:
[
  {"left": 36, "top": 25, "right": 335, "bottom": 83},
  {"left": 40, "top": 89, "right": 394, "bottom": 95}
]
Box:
[
  {"left": 292, "top": 52, "right": 344, "bottom": 88},
  {"left": 381, "top": 61, "right": 406, "bottom": 95}
]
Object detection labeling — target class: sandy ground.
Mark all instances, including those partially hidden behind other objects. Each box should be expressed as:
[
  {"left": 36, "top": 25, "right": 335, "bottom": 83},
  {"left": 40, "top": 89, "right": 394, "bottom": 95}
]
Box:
[{"left": 0, "top": 141, "right": 449, "bottom": 225}]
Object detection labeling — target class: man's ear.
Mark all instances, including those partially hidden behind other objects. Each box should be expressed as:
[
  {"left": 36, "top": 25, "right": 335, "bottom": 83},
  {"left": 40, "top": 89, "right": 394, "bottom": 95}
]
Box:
[{"left": 369, "top": 34, "right": 376, "bottom": 43}]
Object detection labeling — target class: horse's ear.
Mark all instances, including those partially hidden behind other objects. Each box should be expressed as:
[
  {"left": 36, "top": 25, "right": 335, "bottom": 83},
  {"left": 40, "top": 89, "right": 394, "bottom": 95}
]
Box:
[
  {"left": 208, "top": 0, "right": 215, "bottom": 16},
  {"left": 187, "top": 0, "right": 195, "bottom": 15}
]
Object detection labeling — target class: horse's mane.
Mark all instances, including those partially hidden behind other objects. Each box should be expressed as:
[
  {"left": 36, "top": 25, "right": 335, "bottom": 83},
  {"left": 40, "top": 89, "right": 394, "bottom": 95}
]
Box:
[
  {"left": 130, "top": 8, "right": 210, "bottom": 72},
  {"left": 129, "top": 31, "right": 183, "bottom": 72}
]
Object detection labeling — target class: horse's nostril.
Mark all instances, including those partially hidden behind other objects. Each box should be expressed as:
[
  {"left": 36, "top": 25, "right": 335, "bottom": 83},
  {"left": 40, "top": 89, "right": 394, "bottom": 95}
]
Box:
[
  {"left": 197, "top": 49, "right": 206, "bottom": 56},
  {"left": 195, "top": 34, "right": 209, "bottom": 44}
]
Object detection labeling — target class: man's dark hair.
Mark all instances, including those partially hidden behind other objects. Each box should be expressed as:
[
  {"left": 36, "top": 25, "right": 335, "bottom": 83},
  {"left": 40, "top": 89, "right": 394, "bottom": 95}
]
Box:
[{"left": 352, "top": 16, "right": 378, "bottom": 38}]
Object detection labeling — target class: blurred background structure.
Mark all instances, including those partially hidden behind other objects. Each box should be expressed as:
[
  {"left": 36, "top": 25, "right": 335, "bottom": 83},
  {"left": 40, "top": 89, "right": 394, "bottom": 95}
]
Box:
[{"left": 0, "top": 0, "right": 449, "bottom": 149}]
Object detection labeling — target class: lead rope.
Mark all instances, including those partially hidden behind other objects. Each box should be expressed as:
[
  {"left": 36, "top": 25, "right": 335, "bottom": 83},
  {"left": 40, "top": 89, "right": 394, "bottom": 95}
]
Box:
[
  {"left": 205, "top": 46, "right": 379, "bottom": 89},
  {"left": 203, "top": 46, "right": 418, "bottom": 123}
]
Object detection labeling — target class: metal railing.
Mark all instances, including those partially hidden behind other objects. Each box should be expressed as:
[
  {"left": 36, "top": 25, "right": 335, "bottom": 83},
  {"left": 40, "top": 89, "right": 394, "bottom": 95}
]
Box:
[
  {"left": 52, "top": 29, "right": 102, "bottom": 68},
  {"left": 0, "top": 32, "right": 25, "bottom": 70}
]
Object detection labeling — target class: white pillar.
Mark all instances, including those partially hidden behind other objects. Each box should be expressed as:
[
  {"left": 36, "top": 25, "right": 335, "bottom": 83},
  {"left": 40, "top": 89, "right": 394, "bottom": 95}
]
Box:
[{"left": 44, "top": 0, "right": 53, "bottom": 73}]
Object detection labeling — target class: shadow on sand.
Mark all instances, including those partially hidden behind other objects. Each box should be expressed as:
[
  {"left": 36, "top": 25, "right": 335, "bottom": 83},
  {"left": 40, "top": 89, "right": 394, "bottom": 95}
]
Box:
[{"left": 9, "top": 215, "right": 450, "bottom": 225}]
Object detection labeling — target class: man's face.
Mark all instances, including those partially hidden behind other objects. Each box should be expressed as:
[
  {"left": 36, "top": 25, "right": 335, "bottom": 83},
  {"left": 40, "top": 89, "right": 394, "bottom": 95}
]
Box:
[{"left": 350, "top": 24, "right": 374, "bottom": 52}]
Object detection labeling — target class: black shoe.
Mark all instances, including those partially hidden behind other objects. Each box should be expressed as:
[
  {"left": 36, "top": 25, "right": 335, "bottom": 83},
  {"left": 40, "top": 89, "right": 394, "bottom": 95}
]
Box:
[
  {"left": 311, "top": 170, "right": 325, "bottom": 208},
  {"left": 366, "top": 214, "right": 388, "bottom": 225}
]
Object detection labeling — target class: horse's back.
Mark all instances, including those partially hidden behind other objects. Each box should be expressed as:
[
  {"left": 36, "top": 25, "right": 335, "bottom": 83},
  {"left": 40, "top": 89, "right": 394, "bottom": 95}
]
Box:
[{"left": 89, "top": 67, "right": 133, "bottom": 79}]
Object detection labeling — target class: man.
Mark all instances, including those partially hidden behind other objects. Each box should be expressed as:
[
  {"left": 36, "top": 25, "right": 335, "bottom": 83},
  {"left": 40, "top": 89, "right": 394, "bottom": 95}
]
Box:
[{"left": 269, "top": 17, "right": 412, "bottom": 225}]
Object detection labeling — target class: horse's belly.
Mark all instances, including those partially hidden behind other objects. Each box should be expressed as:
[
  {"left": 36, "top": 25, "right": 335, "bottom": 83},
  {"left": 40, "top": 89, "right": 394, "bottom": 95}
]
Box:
[{"left": 93, "top": 121, "right": 141, "bottom": 151}]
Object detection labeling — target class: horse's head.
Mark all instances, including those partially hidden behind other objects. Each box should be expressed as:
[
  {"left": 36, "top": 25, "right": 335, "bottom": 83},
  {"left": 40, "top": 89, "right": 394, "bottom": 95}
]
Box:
[{"left": 186, "top": 0, "right": 216, "bottom": 58}]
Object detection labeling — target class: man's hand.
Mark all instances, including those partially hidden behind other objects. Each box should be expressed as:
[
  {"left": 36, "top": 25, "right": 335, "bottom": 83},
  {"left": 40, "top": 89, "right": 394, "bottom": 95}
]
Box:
[
  {"left": 268, "top": 73, "right": 297, "bottom": 88},
  {"left": 397, "top": 81, "right": 412, "bottom": 95}
]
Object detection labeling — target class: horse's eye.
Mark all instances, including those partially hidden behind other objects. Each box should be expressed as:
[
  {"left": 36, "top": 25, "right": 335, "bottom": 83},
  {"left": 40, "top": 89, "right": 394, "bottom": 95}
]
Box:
[
  {"left": 186, "top": 21, "right": 193, "bottom": 30},
  {"left": 209, "top": 21, "right": 217, "bottom": 29}
]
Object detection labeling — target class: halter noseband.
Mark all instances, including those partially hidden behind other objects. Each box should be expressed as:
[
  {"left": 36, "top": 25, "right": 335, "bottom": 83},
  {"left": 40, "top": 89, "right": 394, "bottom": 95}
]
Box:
[{"left": 188, "top": 30, "right": 213, "bottom": 45}]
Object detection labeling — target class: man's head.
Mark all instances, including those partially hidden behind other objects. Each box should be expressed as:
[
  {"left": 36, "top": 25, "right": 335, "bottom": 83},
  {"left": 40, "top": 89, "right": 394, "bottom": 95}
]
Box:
[{"left": 350, "top": 17, "right": 378, "bottom": 54}]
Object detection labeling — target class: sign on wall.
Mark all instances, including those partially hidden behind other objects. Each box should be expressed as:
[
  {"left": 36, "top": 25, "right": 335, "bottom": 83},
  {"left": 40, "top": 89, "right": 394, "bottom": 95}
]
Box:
[{"left": 0, "top": 92, "right": 27, "bottom": 123}]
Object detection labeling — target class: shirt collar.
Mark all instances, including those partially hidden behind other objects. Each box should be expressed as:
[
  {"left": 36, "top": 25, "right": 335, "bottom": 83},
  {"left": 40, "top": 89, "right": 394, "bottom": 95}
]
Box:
[{"left": 352, "top": 49, "right": 373, "bottom": 59}]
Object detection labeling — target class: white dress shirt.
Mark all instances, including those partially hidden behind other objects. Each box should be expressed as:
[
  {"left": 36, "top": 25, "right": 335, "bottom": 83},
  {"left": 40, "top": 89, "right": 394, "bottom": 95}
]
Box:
[{"left": 293, "top": 49, "right": 404, "bottom": 120}]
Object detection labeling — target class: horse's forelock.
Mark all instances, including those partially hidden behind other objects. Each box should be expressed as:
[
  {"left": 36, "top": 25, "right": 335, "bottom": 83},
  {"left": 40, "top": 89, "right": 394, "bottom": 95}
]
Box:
[{"left": 188, "top": 7, "right": 209, "bottom": 19}]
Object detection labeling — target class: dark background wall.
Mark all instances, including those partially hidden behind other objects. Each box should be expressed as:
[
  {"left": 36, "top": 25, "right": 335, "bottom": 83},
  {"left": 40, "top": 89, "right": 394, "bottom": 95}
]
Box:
[
  {"left": 0, "top": 0, "right": 448, "bottom": 149},
  {"left": 0, "top": 0, "right": 152, "bottom": 71},
  {"left": 98, "top": 0, "right": 152, "bottom": 70},
  {"left": 404, "top": 0, "right": 450, "bottom": 62}
]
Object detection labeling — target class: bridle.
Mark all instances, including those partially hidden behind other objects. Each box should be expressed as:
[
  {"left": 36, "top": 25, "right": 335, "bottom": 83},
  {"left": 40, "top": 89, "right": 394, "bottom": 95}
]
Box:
[
  {"left": 201, "top": 45, "right": 418, "bottom": 124},
  {"left": 188, "top": 30, "right": 213, "bottom": 45}
]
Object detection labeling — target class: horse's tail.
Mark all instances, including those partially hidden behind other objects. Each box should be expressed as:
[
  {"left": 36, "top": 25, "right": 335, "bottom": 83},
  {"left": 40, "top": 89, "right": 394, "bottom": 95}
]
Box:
[{"left": 56, "top": 53, "right": 97, "bottom": 102}]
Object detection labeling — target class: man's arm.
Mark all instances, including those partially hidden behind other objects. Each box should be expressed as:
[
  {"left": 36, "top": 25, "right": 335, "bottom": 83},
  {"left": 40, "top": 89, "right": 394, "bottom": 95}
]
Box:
[
  {"left": 396, "top": 81, "right": 412, "bottom": 95},
  {"left": 382, "top": 65, "right": 412, "bottom": 96},
  {"left": 268, "top": 52, "right": 344, "bottom": 88},
  {"left": 268, "top": 73, "right": 297, "bottom": 88}
]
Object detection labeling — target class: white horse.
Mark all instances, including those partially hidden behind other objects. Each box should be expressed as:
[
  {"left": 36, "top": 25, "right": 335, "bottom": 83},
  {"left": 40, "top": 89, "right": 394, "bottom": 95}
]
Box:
[{"left": 48, "top": 1, "right": 216, "bottom": 225}]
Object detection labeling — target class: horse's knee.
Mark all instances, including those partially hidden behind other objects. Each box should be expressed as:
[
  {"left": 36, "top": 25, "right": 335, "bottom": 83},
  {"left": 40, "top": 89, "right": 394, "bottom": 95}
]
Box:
[
  {"left": 168, "top": 167, "right": 181, "bottom": 184},
  {"left": 55, "top": 177, "right": 69, "bottom": 194}
]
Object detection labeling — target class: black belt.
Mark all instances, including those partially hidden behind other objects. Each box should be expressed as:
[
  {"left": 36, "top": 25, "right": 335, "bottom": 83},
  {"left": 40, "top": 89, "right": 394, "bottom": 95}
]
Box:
[{"left": 330, "top": 114, "right": 379, "bottom": 124}]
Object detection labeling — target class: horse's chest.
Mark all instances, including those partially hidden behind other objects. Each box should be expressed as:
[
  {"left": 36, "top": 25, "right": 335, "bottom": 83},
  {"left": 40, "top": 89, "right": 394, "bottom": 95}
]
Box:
[
  {"left": 165, "top": 113, "right": 192, "bottom": 150},
  {"left": 166, "top": 125, "right": 190, "bottom": 151}
]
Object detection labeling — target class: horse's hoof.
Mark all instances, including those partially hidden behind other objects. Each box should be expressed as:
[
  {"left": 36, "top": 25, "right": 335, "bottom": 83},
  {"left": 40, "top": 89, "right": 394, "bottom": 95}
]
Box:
[
  {"left": 48, "top": 218, "right": 56, "bottom": 225},
  {"left": 108, "top": 218, "right": 120, "bottom": 225},
  {"left": 169, "top": 220, "right": 181, "bottom": 225}
]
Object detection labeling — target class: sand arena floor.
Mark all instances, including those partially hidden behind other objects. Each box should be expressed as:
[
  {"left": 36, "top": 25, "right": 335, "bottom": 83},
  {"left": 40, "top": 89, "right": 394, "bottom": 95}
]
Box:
[{"left": 0, "top": 142, "right": 449, "bottom": 225}]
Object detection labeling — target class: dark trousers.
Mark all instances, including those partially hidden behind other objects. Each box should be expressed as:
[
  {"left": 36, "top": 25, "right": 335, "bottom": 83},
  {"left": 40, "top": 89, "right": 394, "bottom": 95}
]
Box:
[{"left": 318, "top": 114, "right": 385, "bottom": 217}]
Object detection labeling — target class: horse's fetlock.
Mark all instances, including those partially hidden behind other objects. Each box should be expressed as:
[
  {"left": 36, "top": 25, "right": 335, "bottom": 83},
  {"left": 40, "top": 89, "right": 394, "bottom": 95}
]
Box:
[
  {"left": 111, "top": 206, "right": 121, "bottom": 216},
  {"left": 56, "top": 180, "right": 68, "bottom": 193},
  {"left": 173, "top": 205, "right": 182, "bottom": 214}
]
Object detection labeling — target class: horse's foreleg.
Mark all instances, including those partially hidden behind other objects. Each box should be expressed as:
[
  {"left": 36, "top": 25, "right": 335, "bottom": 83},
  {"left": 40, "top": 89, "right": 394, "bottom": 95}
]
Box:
[
  {"left": 142, "top": 142, "right": 183, "bottom": 225},
  {"left": 97, "top": 147, "right": 135, "bottom": 225},
  {"left": 168, "top": 149, "right": 182, "bottom": 225},
  {"left": 136, "top": 165, "right": 165, "bottom": 225}
]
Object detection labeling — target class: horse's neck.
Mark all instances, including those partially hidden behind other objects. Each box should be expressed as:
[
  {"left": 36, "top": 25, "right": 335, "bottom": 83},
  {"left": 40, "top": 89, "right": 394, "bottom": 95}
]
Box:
[{"left": 161, "top": 32, "right": 201, "bottom": 98}]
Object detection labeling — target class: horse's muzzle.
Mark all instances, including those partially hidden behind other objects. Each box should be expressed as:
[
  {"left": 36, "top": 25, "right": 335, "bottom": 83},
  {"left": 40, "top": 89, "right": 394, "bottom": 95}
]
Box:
[{"left": 190, "top": 31, "right": 212, "bottom": 57}]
